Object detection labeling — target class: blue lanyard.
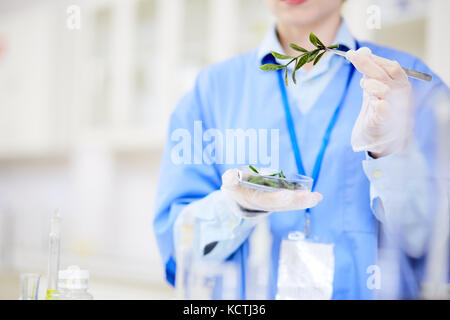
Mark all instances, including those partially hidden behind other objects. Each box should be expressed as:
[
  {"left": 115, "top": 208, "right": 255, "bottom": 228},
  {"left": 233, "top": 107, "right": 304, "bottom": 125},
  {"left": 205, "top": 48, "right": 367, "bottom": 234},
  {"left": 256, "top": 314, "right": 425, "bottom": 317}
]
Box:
[{"left": 274, "top": 46, "right": 357, "bottom": 237}]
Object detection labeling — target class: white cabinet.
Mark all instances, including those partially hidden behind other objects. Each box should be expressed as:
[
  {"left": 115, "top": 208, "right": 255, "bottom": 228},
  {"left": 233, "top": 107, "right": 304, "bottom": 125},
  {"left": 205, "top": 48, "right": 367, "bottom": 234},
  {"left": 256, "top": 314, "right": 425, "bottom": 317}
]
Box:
[
  {"left": 0, "top": 8, "right": 59, "bottom": 158},
  {"left": 0, "top": 0, "right": 272, "bottom": 288}
]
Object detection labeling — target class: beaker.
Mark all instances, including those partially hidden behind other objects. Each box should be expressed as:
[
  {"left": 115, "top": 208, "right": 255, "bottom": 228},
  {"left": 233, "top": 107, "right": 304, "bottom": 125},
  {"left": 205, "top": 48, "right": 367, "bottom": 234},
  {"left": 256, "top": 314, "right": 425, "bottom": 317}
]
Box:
[{"left": 19, "top": 273, "right": 41, "bottom": 300}]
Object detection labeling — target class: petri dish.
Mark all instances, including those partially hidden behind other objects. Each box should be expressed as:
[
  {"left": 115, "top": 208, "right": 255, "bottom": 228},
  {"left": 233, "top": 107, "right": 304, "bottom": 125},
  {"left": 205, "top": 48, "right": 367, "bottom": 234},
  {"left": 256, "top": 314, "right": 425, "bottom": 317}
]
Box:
[{"left": 237, "top": 167, "right": 313, "bottom": 192}]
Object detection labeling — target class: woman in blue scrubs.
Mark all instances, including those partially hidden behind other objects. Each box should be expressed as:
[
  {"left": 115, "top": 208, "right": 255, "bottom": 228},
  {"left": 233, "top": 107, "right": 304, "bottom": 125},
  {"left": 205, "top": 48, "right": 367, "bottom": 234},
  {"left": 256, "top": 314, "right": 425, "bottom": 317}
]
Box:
[{"left": 153, "top": 0, "right": 449, "bottom": 299}]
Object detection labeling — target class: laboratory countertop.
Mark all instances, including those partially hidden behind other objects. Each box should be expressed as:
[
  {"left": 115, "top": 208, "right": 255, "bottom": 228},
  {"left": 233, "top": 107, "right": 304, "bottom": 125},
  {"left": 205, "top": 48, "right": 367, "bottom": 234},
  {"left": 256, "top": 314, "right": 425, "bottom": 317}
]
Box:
[{"left": 0, "top": 271, "right": 175, "bottom": 300}]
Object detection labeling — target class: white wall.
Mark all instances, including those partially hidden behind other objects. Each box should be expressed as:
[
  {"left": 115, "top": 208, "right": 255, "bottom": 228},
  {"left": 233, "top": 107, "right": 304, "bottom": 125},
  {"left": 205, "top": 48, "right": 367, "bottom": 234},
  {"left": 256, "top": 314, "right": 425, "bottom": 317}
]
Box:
[{"left": 0, "top": 0, "right": 272, "bottom": 299}]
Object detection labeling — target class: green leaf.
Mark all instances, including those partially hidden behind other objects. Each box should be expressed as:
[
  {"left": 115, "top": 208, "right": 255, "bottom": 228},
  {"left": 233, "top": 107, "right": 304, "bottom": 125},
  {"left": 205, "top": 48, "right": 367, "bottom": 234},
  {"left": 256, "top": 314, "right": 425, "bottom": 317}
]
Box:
[
  {"left": 293, "top": 55, "right": 308, "bottom": 84},
  {"left": 265, "top": 180, "right": 280, "bottom": 188},
  {"left": 248, "top": 165, "right": 259, "bottom": 174},
  {"left": 248, "top": 176, "right": 265, "bottom": 185},
  {"left": 327, "top": 44, "right": 339, "bottom": 49},
  {"left": 307, "top": 49, "right": 321, "bottom": 63},
  {"left": 295, "top": 54, "right": 309, "bottom": 71},
  {"left": 290, "top": 58, "right": 298, "bottom": 84},
  {"left": 316, "top": 39, "right": 325, "bottom": 48},
  {"left": 260, "top": 63, "right": 284, "bottom": 71},
  {"left": 309, "top": 32, "right": 324, "bottom": 48},
  {"left": 309, "top": 33, "right": 319, "bottom": 47},
  {"left": 270, "top": 51, "right": 294, "bottom": 60},
  {"left": 313, "top": 51, "right": 326, "bottom": 65},
  {"left": 289, "top": 43, "right": 308, "bottom": 53},
  {"left": 284, "top": 68, "right": 289, "bottom": 86}
]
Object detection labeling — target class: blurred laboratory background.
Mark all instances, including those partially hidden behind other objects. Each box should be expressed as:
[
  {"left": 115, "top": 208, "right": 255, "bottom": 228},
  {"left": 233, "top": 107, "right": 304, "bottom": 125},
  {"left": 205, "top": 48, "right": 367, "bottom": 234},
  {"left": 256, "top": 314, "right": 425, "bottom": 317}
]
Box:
[{"left": 0, "top": 0, "right": 449, "bottom": 299}]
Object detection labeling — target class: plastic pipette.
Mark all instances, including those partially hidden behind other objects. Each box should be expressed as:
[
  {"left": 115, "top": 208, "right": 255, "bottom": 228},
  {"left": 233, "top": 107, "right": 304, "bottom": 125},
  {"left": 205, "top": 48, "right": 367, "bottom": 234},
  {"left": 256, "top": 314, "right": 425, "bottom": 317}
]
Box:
[{"left": 45, "top": 209, "right": 61, "bottom": 300}]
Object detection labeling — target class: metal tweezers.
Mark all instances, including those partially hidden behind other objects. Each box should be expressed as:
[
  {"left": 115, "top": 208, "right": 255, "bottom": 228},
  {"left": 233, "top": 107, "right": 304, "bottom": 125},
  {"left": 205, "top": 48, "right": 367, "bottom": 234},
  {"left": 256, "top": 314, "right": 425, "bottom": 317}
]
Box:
[{"left": 327, "top": 48, "right": 432, "bottom": 82}]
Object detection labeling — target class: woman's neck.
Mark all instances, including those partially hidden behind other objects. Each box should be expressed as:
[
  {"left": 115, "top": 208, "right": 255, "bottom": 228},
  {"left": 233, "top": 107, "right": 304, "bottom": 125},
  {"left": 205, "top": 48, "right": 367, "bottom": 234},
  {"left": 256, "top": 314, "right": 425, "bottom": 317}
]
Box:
[{"left": 276, "top": 13, "right": 342, "bottom": 71}]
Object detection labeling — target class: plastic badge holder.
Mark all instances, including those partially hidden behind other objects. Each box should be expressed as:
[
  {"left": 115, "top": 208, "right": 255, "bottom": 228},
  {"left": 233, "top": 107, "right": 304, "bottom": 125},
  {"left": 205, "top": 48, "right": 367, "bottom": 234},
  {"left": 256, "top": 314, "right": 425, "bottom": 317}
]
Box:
[{"left": 237, "top": 167, "right": 313, "bottom": 192}]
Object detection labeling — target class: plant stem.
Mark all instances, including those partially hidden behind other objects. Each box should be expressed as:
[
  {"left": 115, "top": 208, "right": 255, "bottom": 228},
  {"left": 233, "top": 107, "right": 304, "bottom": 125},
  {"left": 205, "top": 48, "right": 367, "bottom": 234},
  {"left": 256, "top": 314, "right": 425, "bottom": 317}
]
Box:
[{"left": 260, "top": 32, "right": 339, "bottom": 86}]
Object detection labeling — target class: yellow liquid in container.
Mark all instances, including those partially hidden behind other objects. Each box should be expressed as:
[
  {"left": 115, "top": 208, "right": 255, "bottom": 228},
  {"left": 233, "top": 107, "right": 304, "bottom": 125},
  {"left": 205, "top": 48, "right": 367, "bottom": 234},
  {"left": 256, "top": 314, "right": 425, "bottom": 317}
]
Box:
[{"left": 45, "top": 289, "right": 57, "bottom": 300}]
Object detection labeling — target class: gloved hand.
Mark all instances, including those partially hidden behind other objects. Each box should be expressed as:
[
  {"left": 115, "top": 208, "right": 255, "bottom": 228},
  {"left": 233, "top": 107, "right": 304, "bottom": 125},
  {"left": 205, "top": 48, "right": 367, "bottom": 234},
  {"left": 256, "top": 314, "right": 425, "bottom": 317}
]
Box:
[
  {"left": 221, "top": 168, "right": 323, "bottom": 216},
  {"left": 345, "top": 47, "right": 413, "bottom": 157}
]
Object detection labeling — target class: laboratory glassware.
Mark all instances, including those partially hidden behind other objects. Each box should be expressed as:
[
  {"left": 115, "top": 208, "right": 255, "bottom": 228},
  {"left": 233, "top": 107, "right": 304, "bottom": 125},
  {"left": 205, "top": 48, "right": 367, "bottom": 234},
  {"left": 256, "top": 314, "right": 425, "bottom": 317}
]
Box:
[
  {"left": 187, "top": 261, "right": 240, "bottom": 300},
  {"left": 45, "top": 210, "right": 61, "bottom": 300},
  {"left": 176, "top": 222, "right": 195, "bottom": 299},
  {"left": 19, "top": 273, "right": 41, "bottom": 300},
  {"left": 52, "top": 265, "right": 93, "bottom": 300},
  {"left": 238, "top": 167, "right": 313, "bottom": 192}
]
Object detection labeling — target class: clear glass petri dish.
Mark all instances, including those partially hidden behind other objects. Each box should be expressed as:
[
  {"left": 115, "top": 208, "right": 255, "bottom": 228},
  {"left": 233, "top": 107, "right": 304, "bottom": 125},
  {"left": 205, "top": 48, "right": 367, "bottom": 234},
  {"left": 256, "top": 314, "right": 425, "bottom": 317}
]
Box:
[{"left": 237, "top": 167, "right": 313, "bottom": 192}]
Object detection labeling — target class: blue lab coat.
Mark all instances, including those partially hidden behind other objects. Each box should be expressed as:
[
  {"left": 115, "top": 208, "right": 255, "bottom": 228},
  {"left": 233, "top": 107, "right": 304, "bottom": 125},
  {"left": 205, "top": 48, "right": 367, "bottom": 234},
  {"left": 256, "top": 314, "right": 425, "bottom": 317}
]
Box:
[{"left": 153, "top": 40, "right": 448, "bottom": 299}]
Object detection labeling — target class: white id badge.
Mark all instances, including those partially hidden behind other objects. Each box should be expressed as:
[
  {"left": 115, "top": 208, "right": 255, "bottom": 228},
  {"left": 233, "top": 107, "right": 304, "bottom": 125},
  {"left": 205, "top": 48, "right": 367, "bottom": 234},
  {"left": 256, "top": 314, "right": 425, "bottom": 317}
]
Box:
[{"left": 276, "top": 231, "right": 335, "bottom": 300}]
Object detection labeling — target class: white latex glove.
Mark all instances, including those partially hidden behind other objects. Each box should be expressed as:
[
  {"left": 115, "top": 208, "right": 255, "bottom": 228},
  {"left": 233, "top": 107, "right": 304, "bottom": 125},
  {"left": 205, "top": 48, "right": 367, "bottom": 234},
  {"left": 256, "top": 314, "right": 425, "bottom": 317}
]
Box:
[
  {"left": 221, "top": 168, "right": 323, "bottom": 216},
  {"left": 346, "top": 47, "right": 413, "bottom": 157}
]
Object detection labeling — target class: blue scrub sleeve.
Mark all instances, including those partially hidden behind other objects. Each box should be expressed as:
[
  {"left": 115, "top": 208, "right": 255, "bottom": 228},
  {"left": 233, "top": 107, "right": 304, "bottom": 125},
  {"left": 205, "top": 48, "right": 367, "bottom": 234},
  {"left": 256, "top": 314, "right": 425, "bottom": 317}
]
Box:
[
  {"left": 153, "top": 71, "right": 259, "bottom": 286},
  {"left": 362, "top": 66, "right": 450, "bottom": 258},
  {"left": 153, "top": 72, "right": 221, "bottom": 286},
  {"left": 362, "top": 140, "right": 432, "bottom": 257}
]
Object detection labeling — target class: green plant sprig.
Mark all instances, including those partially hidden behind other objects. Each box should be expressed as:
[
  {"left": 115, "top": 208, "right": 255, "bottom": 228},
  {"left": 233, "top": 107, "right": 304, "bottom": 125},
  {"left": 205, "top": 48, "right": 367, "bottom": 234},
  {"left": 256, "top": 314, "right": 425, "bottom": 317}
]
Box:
[
  {"left": 248, "top": 165, "right": 285, "bottom": 178},
  {"left": 260, "top": 32, "right": 339, "bottom": 86},
  {"left": 247, "top": 165, "right": 303, "bottom": 190}
]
